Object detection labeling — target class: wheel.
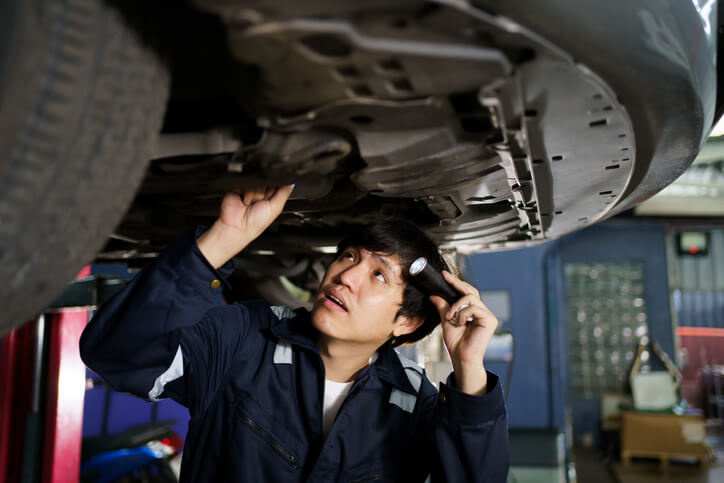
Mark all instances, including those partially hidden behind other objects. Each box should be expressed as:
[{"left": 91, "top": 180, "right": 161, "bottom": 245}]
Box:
[{"left": 0, "top": 0, "right": 169, "bottom": 332}]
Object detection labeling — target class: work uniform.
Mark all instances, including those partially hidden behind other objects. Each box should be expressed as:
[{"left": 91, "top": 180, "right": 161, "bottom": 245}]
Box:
[{"left": 80, "top": 229, "right": 510, "bottom": 482}]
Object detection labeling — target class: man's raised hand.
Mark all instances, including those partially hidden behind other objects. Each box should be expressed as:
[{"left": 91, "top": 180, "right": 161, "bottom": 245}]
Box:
[
  {"left": 219, "top": 186, "right": 294, "bottom": 238},
  {"left": 198, "top": 185, "right": 294, "bottom": 269},
  {"left": 429, "top": 271, "right": 498, "bottom": 396}
]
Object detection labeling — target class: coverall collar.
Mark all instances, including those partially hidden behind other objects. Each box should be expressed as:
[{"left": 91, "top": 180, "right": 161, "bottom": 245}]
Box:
[{"left": 269, "top": 309, "right": 418, "bottom": 394}]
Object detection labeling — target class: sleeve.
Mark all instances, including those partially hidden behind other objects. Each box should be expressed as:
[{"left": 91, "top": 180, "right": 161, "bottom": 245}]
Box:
[
  {"left": 412, "top": 371, "right": 510, "bottom": 482},
  {"left": 79, "top": 227, "right": 249, "bottom": 413}
]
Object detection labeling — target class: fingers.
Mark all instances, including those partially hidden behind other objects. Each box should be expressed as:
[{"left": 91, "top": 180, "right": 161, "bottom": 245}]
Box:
[
  {"left": 269, "top": 184, "right": 295, "bottom": 213},
  {"left": 448, "top": 305, "right": 475, "bottom": 327},
  {"left": 431, "top": 292, "right": 485, "bottom": 325},
  {"left": 242, "top": 187, "right": 268, "bottom": 205},
  {"left": 439, "top": 285, "right": 497, "bottom": 330},
  {"left": 446, "top": 304, "right": 477, "bottom": 327},
  {"left": 241, "top": 184, "right": 294, "bottom": 207},
  {"left": 221, "top": 191, "right": 243, "bottom": 207},
  {"left": 442, "top": 270, "right": 479, "bottom": 298},
  {"left": 429, "top": 294, "right": 450, "bottom": 313},
  {"left": 456, "top": 304, "right": 498, "bottom": 330},
  {"left": 445, "top": 293, "right": 481, "bottom": 321}
]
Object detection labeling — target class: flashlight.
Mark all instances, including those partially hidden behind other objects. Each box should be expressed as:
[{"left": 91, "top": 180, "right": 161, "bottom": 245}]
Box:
[{"left": 409, "top": 257, "right": 462, "bottom": 304}]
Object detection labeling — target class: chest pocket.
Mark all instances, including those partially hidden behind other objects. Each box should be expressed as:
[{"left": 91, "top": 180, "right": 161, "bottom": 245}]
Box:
[{"left": 233, "top": 393, "right": 307, "bottom": 472}]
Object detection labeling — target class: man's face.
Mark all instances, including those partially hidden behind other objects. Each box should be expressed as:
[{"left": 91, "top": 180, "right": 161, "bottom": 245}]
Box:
[{"left": 311, "top": 246, "right": 418, "bottom": 348}]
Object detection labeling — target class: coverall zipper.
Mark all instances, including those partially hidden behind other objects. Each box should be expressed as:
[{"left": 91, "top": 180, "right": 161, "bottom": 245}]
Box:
[{"left": 236, "top": 407, "right": 301, "bottom": 470}]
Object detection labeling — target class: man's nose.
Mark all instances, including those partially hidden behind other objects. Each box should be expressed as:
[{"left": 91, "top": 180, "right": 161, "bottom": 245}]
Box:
[{"left": 338, "top": 262, "right": 365, "bottom": 291}]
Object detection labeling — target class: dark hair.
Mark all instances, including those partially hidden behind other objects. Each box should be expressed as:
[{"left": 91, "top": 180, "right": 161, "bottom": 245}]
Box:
[{"left": 335, "top": 219, "right": 449, "bottom": 346}]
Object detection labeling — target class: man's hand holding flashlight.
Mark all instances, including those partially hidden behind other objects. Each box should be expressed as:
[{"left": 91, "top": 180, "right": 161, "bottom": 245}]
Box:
[{"left": 430, "top": 271, "right": 499, "bottom": 396}]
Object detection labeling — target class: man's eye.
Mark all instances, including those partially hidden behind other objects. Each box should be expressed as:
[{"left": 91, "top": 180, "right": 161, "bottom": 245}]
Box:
[
  {"left": 342, "top": 252, "right": 355, "bottom": 261},
  {"left": 374, "top": 271, "right": 386, "bottom": 283}
]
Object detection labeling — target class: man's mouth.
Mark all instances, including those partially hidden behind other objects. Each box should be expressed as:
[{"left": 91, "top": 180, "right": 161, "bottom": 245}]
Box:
[{"left": 324, "top": 290, "right": 348, "bottom": 312}]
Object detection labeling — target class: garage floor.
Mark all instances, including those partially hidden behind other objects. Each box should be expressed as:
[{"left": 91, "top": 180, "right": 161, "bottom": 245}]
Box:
[{"left": 573, "top": 422, "right": 724, "bottom": 483}]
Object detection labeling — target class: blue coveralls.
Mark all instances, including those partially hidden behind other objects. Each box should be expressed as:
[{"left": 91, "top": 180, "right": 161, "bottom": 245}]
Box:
[{"left": 79, "top": 229, "right": 509, "bottom": 482}]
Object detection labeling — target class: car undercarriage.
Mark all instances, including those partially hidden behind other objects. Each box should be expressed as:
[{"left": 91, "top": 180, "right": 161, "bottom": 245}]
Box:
[{"left": 0, "top": 0, "right": 718, "bottom": 327}]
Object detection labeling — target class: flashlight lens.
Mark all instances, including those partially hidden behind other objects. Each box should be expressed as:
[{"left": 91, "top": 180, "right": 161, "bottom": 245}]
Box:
[{"left": 409, "top": 257, "right": 427, "bottom": 275}]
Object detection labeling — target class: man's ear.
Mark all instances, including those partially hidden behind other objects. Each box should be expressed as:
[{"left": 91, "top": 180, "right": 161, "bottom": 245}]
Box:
[{"left": 392, "top": 315, "right": 424, "bottom": 337}]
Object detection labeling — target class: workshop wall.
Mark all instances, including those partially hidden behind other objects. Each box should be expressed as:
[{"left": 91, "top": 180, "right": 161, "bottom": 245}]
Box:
[
  {"left": 666, "top": 227, "right": 724, "bottom": 415},
  {"left": 83, "top": 372, "right": 191, "bottom": 440},
  {"left": 669, "top": 227, "right": 724, "bottom": 327},
  {"left": 548, "top": 218, "right": 674, "bottom": 443},
  {"left": 467, "top": 218, "right": 675, "bottom": 441},
  {"left": 466, "top": 242, "right": 558, "bottom": 429}
]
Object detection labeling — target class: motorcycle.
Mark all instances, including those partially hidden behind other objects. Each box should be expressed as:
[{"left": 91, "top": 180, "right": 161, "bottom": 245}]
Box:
[{"left": 80, "top": 420, "right": 183, "bottom": 483}]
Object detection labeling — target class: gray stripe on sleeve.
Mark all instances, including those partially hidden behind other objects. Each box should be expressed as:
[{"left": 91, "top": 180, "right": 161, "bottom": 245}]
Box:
[{"left": 149, "top": 345, "right": 184, "bottom": 401}]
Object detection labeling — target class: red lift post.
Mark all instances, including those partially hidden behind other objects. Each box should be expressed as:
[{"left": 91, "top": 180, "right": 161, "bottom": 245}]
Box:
[
  {"left": 0, "top": 266, "right": 91, "bottom": 483},
  {"left": 41, "top": 309, "right": 90, "bottom": 482}
]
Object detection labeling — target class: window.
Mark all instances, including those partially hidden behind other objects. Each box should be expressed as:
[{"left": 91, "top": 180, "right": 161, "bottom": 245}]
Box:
[{"left": 565, "top": 262, "right": 648, "bottom": 397}]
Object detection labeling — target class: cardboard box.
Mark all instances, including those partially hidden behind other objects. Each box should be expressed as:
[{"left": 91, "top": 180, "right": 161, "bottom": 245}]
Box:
[{"left": 620, "top": 411, "right": 709, "bottom": 467}]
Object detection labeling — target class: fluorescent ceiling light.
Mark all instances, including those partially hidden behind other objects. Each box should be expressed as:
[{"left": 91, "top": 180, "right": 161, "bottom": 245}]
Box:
[{"left": 710, "top": 116, "right": 724, "bottom": 137}]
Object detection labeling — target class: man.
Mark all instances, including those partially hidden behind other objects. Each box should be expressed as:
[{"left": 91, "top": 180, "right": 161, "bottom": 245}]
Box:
[{"left": 80, "top": 185, "right": 509, "bottom": 482}]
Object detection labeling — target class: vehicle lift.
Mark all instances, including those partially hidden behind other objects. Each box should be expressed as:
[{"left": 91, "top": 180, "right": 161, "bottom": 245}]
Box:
[{"left": 0, "top": 268, "right": 125, "bottom": 483}]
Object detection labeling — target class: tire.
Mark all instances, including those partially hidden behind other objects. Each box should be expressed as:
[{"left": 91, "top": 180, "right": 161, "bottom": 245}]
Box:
[{"left": 0, "top": 0, "right": 169, "bottom": 332}]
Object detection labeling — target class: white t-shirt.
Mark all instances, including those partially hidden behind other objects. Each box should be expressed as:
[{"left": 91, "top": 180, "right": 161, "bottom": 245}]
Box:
[
  {"left": 322, "top": 353, "right": 378, "bottom": 437},
  {"left": 323, "top": 379, "right": 354, "bottom": 437}
]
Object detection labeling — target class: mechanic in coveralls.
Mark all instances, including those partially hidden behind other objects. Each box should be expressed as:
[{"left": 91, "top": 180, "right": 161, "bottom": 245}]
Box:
[{"left": 80, "top": 185, "right": 509, "bottom": 482}]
